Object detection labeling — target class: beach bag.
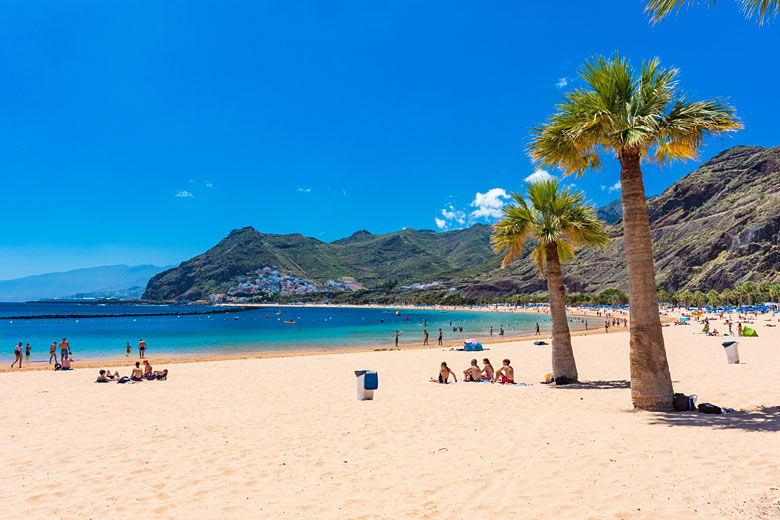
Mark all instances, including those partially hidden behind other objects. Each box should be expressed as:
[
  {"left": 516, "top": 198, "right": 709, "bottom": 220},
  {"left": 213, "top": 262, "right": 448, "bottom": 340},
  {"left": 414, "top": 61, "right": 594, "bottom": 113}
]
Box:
[
  {"left": 554, "top": 376, "right": 575, "bottom": 386},
  {"left": 117, "top": 376, "right": 130, "bottom": 384},
  {"left": 54, "top": 363, "right": 62, "bottom": 371},
  {"left": 673, "top": 393, "right": 691, "bottom": 411},
  {"left": 698, "top": 403, "right": 722, "bottom": 414}
]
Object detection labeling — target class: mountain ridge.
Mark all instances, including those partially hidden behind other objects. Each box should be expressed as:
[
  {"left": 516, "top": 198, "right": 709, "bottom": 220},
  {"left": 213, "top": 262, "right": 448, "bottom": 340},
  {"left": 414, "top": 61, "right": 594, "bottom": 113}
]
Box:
[{"left": 144, "top": 145, "right": 780, "bottom": 301}]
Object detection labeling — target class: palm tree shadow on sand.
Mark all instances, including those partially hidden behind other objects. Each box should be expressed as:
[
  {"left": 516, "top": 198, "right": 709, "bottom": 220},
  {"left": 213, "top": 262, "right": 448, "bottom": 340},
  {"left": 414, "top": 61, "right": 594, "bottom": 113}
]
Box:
[
  {"left": 552, "top": 380, "right": 631, "bottom": 390},
  {"left": 649, "top": 406, "right": 780, "bottom": 432}
]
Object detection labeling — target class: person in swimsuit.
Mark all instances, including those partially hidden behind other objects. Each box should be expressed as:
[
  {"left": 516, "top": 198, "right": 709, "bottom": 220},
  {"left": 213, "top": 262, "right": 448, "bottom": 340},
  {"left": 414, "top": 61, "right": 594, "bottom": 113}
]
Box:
[
  {"left": 438, "top": 329, "right": 443, "bottom": 346},
  {"left": 49, "top": 341, "right": 58, "bottom": 364},
  {"left": 60, "top": 338, "right": 71, "bottom": 361},
  {"left": 423, "top": 330, "right": 429, "bottom": 345},
  {"left": 495, "top": 359, "right": 515, "bottom": 384},
  {"left": 437, "top": 362, "right": 457, "bottom": 383},
  {"left": 11, "top": 342, "right": 23, "bottom": 368},
  {"left": 138, "top": 339, "right": 147, "bottom": 359},
  {"left": 126, "top": 342, "right": 131, "bottom": 356},
  {"left": 463, "top": 359, "right": 482, "bottom": 382},
  {"left": 481, "top": 358, "right": 495, "bottom": 381},
  {"left": 25, "top": 343, "right": 31, "bottom": 359},
  {"left": 96, "top": 369, "right": 120, "bottom": 382},
  {"left": 131, "top": 362, "right": 145, "bottom": 381},
  {"left": 535, "top": 323, "right": 540, "bottom": 335}
]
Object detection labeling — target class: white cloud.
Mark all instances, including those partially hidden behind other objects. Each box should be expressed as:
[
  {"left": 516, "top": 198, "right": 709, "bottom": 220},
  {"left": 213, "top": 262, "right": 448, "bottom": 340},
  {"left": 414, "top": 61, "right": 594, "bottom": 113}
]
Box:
[
  {"left": 470, "top": 188, "right": 510, "bottom": 220},
  {"left": 600, "top": 185, "right": 606, "bottom": 191},
  {"left": 204, "top": 180, "right": 213, "bottom": 188},
  {"left": 556, "top": 77, "right": 568, "bottom": 88},
  {"left": 435, "top": 217, "right": 447, "bottom": 230},
  {"left": 608, "top": 181, "right": 621, "bottom": 193},
  {"left": 175, "top": 190, "right": 194, "bottom": 198},
  {"left": 297, "top": 187, "right": 311, "bottom": 193},
  {"left": 342, "top": 189, "right": 347, "bottom": 196},
  {"left": 524, "top": 169, "right": 554, "bottom": 185},
  {"left": 441, "top": 204, "right": 466, "bottom": 224}
]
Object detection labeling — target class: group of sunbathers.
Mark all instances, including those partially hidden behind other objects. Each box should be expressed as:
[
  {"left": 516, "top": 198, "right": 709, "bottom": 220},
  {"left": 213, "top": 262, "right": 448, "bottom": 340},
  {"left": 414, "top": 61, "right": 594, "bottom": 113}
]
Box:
[
  {"left": 96, "top": 359, "right": 168, "bottom": 383},
  {"left": 434, "top": 358, "right": 515, "bottom": 384}
]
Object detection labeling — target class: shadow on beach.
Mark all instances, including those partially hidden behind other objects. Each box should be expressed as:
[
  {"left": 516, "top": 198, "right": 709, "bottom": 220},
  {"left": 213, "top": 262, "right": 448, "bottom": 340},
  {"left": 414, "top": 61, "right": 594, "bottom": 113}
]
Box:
[
  {"left": 553, "top": 379, "right": 631, "bottom": 390},
  {"left": 649, "top": 406, "right": 780, "bottom": 432}
]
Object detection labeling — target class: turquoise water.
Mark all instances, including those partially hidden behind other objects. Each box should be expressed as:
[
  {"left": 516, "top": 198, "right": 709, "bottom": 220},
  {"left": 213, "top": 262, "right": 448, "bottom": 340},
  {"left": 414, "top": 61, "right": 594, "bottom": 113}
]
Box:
[{"left": 0, "top": 303, "right": 599, "bottom": 361}]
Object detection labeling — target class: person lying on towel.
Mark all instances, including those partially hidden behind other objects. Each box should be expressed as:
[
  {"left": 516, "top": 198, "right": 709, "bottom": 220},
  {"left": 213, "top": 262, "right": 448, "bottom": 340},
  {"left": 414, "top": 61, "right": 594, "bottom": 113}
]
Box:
[{"left": 495, "top": 359, "right": 515, "bottom": 384}]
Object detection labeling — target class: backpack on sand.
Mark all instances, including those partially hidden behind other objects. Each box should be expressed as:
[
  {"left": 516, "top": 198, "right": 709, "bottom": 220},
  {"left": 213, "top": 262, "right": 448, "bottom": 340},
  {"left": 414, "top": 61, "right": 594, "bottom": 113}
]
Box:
[{"left": 698, "top": 403, "right": 722, "bottom": 414}]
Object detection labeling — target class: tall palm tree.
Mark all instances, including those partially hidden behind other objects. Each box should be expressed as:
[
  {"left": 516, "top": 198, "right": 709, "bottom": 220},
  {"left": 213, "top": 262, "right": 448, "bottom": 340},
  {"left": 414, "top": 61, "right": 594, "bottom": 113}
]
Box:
[
  {"left": 528, "top": 54, "right": 741, "bottom": 410},
  {"left": 645, "top": 0, "right": 778, "bottom": 24},
  {"left": 758, "top": 281, "right": 771, "bottom": 303},
  {"left": 492, "top": 179, "right": 608, "bottom": 383},
  {"left": 735, "top": 282, "right": 747, "bottom": 307},
  {"left": 693, "top": 290, "right": 705, "bottom": 310}
]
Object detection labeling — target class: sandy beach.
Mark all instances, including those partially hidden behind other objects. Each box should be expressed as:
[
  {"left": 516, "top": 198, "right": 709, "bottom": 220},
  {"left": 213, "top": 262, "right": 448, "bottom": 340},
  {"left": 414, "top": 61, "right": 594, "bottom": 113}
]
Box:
[{"left": 2, "top": 313, "right": 778, "bottom": 519}]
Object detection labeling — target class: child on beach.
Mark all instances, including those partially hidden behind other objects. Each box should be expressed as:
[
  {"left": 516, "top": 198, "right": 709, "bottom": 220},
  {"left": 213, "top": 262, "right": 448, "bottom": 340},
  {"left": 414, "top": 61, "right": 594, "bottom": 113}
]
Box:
[
  {"left": 495, "top": 359, "right": 515, "bottom": 384},
  {"left": 49, "top": 341, "right": 58, "bottom": 364},
  {"left": 482, "top": 358, "right": 494, "bottom": 381}
]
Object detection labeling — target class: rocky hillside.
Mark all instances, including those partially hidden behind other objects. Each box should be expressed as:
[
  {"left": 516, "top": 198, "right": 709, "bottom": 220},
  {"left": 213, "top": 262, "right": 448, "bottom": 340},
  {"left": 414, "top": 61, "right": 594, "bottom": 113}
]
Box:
[
  {"left": 144, "top": 145, "right": 780, "bottom": 300},
  {"left": 143, "top": 225, "right": 498, "bottom": 300},
  {"left": 465, "top": 145, "right": 780, "bottom": 298}
]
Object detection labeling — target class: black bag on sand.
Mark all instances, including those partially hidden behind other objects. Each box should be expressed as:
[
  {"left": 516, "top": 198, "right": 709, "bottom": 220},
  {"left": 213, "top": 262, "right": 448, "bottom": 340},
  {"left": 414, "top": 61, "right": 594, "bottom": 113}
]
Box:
[
  {"left": 698, "top": 403, "right": 722, "bottom": 414},
  {"left": 554, "top": 376, "right": 575, "bottom": 385},
  {"left": 673, "top": 393, "right": 691, "bottom": 411}
]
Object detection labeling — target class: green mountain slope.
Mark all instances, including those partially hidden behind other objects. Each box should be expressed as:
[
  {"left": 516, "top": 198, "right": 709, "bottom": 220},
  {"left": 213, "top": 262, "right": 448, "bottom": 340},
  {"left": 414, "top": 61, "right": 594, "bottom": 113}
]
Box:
[{"left": 144, "top": 145, "right": 780, "bottom": 301}]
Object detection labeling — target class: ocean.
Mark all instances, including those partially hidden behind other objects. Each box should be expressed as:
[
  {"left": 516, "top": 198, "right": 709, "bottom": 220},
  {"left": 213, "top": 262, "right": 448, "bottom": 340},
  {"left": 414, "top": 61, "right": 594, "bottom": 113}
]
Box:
[{"left": 1, "top": 302, "right": 600, "bottom": 361}]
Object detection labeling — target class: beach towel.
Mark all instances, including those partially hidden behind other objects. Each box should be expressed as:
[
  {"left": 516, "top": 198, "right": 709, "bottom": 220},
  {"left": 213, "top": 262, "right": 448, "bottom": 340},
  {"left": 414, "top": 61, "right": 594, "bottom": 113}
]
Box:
[{"left": 533, "top": 340, "right": 548, "bottom": 345}]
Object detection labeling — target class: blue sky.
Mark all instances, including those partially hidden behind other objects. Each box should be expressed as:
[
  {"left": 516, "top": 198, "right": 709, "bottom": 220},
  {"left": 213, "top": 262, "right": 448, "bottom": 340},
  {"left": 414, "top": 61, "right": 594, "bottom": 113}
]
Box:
[{"left": 0, "top": 1, "right": 777, "bottom": 279}]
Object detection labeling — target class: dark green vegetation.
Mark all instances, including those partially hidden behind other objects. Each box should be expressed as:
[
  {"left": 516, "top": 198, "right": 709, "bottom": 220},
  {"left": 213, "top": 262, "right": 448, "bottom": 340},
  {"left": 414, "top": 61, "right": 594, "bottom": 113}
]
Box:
[{"left": 144, "top": 145, "right": 780, "bottom": 302}]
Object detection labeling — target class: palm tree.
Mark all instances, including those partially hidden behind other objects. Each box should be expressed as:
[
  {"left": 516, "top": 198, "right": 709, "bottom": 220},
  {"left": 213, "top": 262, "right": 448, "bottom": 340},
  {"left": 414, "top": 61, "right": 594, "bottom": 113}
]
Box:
[
  {"left": 743, "top": 281, "right": 756, "bottom": 306},
  {"left": 707, "top": 289, "right": 720, "bottom": 308},
  {"left": 758, "top": 282, "right": 771, "bottom": 304},
  {"left": 645, "top": 0, "right": 778, "bottom": 24},
  {"left": 657, "top": 288, "right": 669, "bottom": 306},
  {"left": 721, "top": 288, "right": 732, "bottom": 306},
  {"left": 529, "top": 54, "right": 741, "bottom": 410},
  {"left": 493, "top": 179, "right": 608, "bottom": 383},
  {"left": 770, "top": 283, "right": 780, "bottom": 306},
  {"left": 735, "top": 282, "right": 747, "bottom": 308},
  {"left": 679, "top": 289, "right": 692, "bottom": 310},
  {"left": 693, "top": 290, "right": 705, "bottom": 310}
]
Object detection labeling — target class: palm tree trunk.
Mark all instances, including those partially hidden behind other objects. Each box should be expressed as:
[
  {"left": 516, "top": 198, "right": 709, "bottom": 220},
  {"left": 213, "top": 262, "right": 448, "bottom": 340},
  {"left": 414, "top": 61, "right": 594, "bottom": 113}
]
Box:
[
  {"left": 545, "top": 242, "right": 577, "bottom": 382},
  {"left": 619, "top": 150, "right": 673, "bottom": 410}
]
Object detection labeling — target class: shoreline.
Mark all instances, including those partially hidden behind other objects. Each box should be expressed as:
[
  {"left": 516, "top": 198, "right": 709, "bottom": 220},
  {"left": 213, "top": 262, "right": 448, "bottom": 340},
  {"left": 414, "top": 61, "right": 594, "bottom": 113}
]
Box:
[{"left": 0, "top": 318, "right": 622, "bottom": 373}]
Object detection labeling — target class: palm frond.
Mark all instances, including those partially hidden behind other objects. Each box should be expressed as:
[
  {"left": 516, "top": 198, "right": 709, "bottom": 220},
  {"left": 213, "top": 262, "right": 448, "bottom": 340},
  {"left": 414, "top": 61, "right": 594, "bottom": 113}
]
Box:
[{"left": 645, "top": 0, "right": 778, "bottom": 24}]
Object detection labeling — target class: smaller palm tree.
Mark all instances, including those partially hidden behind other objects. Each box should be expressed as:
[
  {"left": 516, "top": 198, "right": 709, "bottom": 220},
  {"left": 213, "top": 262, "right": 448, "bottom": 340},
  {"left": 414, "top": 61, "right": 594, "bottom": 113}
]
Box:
[
  {"left": 743, "top": 281, "right": 756, "bottom": 306},
  {"left": 679, "top": 289, "right": 692, "bottom": 310},
  {"left": 707, "top": 289, "right": 720, "bottom": 307},
  {"left": 693, "top": 290, "right": 705, "bottom": 310},
  {"left": 721, "top": 288, "right": 732, "bottom": 306},
  {"left": 493, "top": 179, "right": 608, "bottom": 382}
]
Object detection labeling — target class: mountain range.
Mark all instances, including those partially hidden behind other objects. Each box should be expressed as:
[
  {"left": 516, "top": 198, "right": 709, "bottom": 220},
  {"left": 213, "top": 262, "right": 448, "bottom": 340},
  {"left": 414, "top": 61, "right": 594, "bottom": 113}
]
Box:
[
  {"left": 0, "top": 264, "right": 171, "bottom": 302},
  {"left": 144, "top": 145, "right": 780, "bottom": 301}
]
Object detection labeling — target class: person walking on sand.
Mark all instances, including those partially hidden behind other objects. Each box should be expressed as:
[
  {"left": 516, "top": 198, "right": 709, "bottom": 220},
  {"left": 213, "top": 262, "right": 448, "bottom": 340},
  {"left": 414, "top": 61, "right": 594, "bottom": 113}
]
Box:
[
  {"left": 25, "top": 343, "right": 31, "bottom": 359},
  {"left": 495, "top": 358, "right": 515, "bottom": 384},
  {"left": 138, "top": 339, "right": 147, "bottom": 359},
  {"left": 49, "top": 341, "right": 58, "bottom": 364},
  {"left": 438, "top": 328, "right": 443, "bottom": 346},
  {"left": 423, "top": 330, "right": 429, "bottom": 345},
  {"left": 125, "top": 342, "right": 131, "bottom": 356},
  {"left": 604, "top": 320, "right": 609, "bottom": 334},
  {"left": 59, "top": 338, "right": 71, "bottom": 361},
  {"left": 394, "top": 331, "right": 399, "bottom": 347},
  {"left": 737, "top": 322, "right": 743, "bottom": 337},
  {"left": 535, "top": 323, "right": 540, "bottom": 335},
  {"left": 11, "top": 342, "right": 23, "bottom": 368}
]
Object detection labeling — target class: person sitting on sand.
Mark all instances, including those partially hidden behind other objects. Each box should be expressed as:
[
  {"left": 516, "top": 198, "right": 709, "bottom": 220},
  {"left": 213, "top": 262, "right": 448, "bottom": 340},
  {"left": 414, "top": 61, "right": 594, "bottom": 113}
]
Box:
[
  {"left": 436, "top": 362, "right": 457, "bottom": 383},
  {"left": 60, "top": 356, "right": 72, "bottom": 370},
  {"left": 481, "top": 358, "right": 494, "bottom": 381},
  {"left": 96, "top": 369, "right": 120, "bottom": 382},
  {"left": 143, "top": 360, "right": 153, "bottom": 375},
  {"left": 153, "top": 369, "right": 168, "bottom": 380},
  {"left": 494, "top": 359, "right": 515, "bottom": 384},
  {"left": 131, "top": 362, "right": 144, "bottom": 382},
  {"left": 463, "top": 359, "right": 482, "bottom": 382}
]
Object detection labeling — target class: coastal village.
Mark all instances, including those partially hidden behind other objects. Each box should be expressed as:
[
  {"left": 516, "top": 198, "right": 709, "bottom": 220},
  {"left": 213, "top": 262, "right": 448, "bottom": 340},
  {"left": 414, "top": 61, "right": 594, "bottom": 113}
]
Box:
[{"left": 209, "top": 266, "right": 363, "bottom": 303}]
